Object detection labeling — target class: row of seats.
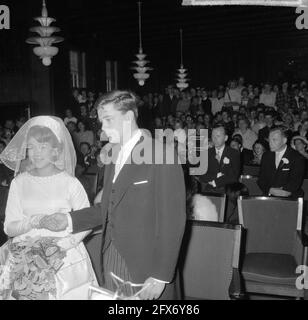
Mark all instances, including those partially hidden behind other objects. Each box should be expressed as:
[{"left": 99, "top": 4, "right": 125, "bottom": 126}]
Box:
[
  {"left": 180, "top": 196, "right": 308, "bottom": 299},
  {"left": 241, "top": 165, "right": 308, "bottom": 200}
]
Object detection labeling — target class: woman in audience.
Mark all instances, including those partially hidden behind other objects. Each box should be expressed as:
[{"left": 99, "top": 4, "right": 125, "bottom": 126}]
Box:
[
  {"left": 75, "top": 120, "right": 94, "bottom": 151},
  {"left": 291, "top": 135, "right": 308, "bottom": 161},
  {"left": 249, "top": 139, "right": 267, "bottom": 166},
  {"left": 293, "top": 119, "right": 308, "bottom": 140}
]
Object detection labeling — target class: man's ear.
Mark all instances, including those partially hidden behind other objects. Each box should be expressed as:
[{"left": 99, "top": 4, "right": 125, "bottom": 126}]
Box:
[
  {"left": 283, "top": 137, "right": 287, "bottom": 145},
  {"left": 224, "top": 135, "right": 228, "bottom": 143}
]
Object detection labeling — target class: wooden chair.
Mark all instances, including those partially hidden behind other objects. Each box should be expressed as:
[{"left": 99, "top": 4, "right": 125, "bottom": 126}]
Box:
[
  {"left": 179, "top": 220, "right": 243, "bottom": 300},
  {"left": 238, "top": 196, "right": 308, "bottom": 299}
]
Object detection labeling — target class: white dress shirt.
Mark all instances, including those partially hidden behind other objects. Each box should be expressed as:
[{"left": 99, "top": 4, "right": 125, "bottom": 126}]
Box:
[
  {"left": 215, "top": 145, "right": 225, "bottom": 162},
  {"left": 113, "top": 129, "right": 142, "bottom": 183},
  {"left": 275, "top": 145, "right": 287, "bottom": 169}
]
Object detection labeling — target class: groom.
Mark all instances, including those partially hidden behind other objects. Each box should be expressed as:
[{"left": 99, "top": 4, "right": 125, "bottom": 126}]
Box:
[{"left": 41, "top": 90, "right": 186, "bottom": 300}]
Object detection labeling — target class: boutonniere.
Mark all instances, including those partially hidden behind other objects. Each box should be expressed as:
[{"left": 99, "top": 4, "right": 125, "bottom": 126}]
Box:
[
  {"left": 282, "top": 158, "right": 289, "bottom": 165},
  {"left": 217, "top": 172, "right": 223, "bottom": 178},
  {"left": 223, "top": 157, "right": 230, "bottom": 165}
]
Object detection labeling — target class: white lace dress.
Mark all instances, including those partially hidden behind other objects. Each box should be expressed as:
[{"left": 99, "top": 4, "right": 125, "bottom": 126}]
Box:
[{"left": 1, "top": 171, "right": 97, "bottom": 300}]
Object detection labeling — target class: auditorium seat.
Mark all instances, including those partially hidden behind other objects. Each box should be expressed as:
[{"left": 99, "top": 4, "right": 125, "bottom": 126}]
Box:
[
  {"left": 179, "top": 220, "right": 243, "bottom": 300},
  {"left": 240, "top": 175, "right": 263, "bottom": 196},
  {"left": 238, "top": 196, "right": 308, "bottom": 299}
]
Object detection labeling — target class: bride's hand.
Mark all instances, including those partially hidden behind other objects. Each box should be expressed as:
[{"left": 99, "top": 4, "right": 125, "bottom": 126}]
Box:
[{"left": 39, "top": 213, "right": 68, "bottom": 232}]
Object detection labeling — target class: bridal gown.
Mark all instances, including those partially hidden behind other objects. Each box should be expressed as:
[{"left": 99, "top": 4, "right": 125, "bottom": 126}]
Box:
[{"left": 1, "top": 171, "right": 97, "bottom": 300}]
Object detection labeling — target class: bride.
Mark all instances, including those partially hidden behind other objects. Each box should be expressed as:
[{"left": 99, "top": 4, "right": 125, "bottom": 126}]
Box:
[{"left": 0, "top": 116, "right": 97, "bottom": 300}]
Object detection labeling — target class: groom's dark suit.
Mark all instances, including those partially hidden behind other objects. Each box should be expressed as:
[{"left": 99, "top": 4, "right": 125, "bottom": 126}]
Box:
[{"left": 70, "top": 132, "right": 186, "bottom": 299}]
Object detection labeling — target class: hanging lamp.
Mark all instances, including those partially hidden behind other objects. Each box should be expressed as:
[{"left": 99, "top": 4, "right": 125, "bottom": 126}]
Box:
[
  {"left": 26, "top": 0, "right": 64, "bottom": 66},
  {"left": 131, "top": 1, "right": 153, "bottom": 86},
  {"left": 176, "top": 29, "right": 189, "bottom": 90}
]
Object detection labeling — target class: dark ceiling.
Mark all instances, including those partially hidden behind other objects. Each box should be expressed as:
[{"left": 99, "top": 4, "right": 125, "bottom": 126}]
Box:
[{"left": 7, "top": 0, "right": 308, "bottom": 51}]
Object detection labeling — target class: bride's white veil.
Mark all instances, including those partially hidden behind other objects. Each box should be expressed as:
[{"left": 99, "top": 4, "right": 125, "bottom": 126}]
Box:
[{"left": 0, "top": 116, "right": 77, "bottom": 176}]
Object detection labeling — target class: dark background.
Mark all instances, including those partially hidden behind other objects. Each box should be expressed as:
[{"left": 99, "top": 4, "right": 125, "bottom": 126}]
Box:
[{"left": 1, "top": 0, "right": 308, "bottom": 118}]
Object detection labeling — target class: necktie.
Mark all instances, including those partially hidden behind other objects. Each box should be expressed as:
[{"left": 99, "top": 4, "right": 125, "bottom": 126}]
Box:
[
  {"left": 216, "top": 150, "right": 221, "bottom": 162},
  {"left": 275, "top": 153, "right": 280, "bottom": 169}
]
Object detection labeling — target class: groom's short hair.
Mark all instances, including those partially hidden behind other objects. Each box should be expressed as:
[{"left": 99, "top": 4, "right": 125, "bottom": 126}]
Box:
[{"left": 95, "top": 90, "right": 139, "bottom": 119}]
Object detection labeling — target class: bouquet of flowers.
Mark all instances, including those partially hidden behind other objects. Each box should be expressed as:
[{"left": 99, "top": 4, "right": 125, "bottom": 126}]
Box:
[{"left": 0, "top": 237, "right": 67, "bottom": 300}]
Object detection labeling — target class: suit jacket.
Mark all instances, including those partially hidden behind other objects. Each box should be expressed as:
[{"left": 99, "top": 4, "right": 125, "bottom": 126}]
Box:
[
  {"left": 257, "top": 147, "right": 305, "bottom": 197},
  {"left": 70, "top": 132, "right": 186, "bottom": 284},
  {"left": 241, "top": 148, "right": 254, "bottom": 167},
  {"left": 199, "top": 145, "right": 241, "bottom": 192}
]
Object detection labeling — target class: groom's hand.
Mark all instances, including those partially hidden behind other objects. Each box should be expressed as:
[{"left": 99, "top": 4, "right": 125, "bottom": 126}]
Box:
[
  {"left": 138, "top": 277, "right": 166, "bottom": 300},
  {"left": 39, "top": 213, "right": 68, "bottom": 232}
]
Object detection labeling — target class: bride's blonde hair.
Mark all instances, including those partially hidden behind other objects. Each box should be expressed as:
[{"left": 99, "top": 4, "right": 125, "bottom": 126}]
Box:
[{"left": 27, "top": 126, "right": 63, "bottom": 152}]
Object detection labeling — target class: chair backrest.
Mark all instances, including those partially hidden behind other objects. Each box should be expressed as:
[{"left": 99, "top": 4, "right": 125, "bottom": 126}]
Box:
[
  {"left": 242, "top": 165, "right": 260, "bottom": 177},
  {"left": 301, "top": 179, "right": 308, "bottom": 201},
  {"left": 240, "top": 175, "right": 262, "bottom": 196},
  {"left": 238, "top": 196, "right": 303, "bottom": 255},
  {"left": 198, "top": 192, "right": 226, "bottom": 222},
  {"left": 180, "top": 220, "right": 242, "bottom": 300}
]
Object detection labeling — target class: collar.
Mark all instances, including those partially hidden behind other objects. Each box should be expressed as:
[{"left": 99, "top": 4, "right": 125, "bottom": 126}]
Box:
[
  {"left": 275, "top": 145, "right": 287, "bottom": 157},
  {"left": 215, "top": 145, "right": 225, "bottom": 155},
  {"left": 119, "top": 129, "right": 142, "bottom": 158}
]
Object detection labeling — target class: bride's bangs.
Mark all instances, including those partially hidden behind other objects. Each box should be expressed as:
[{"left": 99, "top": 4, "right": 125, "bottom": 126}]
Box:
[{"left": 27, "top": 126, "right": 61, "bottom": 149}]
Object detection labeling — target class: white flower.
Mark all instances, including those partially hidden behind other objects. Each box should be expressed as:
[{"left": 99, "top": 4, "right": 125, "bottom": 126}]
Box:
[
  {"left": 282, "top": 158, "right": 289, "bottom": 165},
  {"left": 217, "top": 172, "right": 223, "bottom": 178},
  {"left": 223, "top": 157, "right": 230, "bottom": 165}
]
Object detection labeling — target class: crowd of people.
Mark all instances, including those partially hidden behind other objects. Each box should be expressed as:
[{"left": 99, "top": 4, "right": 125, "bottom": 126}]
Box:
[{"left": 2, "top": 76, "right": 308, "bottom": 218}]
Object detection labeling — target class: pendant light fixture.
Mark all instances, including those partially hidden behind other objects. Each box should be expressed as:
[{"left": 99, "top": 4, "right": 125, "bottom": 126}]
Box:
[
  {"left": 176, "top": 29, "right": 189, "bottom": 90},
  {"left": 26, "top": 0, "right": 64, "bottom": 66},
  {"left": 131, "top": 1, "right": 153, "bottom": 86}
]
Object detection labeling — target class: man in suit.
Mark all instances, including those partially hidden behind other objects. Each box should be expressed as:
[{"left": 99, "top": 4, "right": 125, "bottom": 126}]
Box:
[
  {"left": 162, "top": 85, "right": 179, "bottom": 116},
  {"left": 258, "top": 126, "right": 305, "bottom": 198},
  {"left": 199, "top": 124, "right": 241, "bottom": 193},
  {"left": 40, "top": 90, "right": 186, "bottom": 300}
]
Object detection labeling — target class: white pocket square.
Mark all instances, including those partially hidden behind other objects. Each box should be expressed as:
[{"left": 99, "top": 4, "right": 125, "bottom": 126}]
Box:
[
  {"left": 134, "top": 180, "right": 148, "bottom": 185},
  {"left": 282, "top": 168, "right": 290, "bottom": 171}
]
